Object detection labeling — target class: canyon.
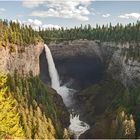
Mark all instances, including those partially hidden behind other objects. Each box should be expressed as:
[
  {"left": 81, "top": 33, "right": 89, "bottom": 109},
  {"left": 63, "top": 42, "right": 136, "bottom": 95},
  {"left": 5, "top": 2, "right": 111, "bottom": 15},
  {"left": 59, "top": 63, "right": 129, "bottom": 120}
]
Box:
[
  {"left": 0, "top": 40, "right": 139, "bottom": 138},
  {"left": 40, "top": 40, "right": 140, "bottom": 138},
  {"left": 41, "top": 40, "right": 140, "bottom": 90}
]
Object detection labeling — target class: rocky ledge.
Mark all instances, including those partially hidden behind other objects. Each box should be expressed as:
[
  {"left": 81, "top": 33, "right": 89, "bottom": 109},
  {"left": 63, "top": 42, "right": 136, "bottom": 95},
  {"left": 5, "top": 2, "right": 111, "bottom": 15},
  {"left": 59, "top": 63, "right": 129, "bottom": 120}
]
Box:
[
  {"left": 49, "top": 40, "right": 140, "bottom": 87},
  {"left": 0, "top": 42, "right": 44, "bottom": 76}
]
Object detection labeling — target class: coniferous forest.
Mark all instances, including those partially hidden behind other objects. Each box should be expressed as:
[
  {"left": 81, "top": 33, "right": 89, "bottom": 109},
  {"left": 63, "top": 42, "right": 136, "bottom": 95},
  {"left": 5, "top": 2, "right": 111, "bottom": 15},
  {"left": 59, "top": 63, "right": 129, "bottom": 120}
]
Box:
[
  {"left": 0, "top": 19, "right": 42, "bottom": 47},
  {"left": 39, "top": 21, "right": 140, "bottom": 43},
  {"left": 1, "top": 19, "right": 140, "bottom": 63},
  {"left": 0, "top": 19, "right": 68, "bottom": 139},
  {"left": 1, "top": 19, "right": 140, "bottom": 48}
]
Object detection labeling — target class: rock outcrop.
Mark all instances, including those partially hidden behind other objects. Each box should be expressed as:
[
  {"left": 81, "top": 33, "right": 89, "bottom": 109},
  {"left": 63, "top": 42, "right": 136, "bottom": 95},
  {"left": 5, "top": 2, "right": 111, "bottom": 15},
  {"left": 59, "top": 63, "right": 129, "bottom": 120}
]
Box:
[
  {"left": 0, "top": 42, "right": 44, "bottom": 76},
  {"left": 49, "top": 40, "right": 103, "bottom": 60},
  {"left": 49, "top": 40, "right": 140, "bottom": 87},
  {"left": 48, "top": 40, "right": 140, "bottom": 138},
  {"left": 0, "top": 42, "right": 70, "bottom": 139},
  {"left": 108, "top": 48, "right": 140, "bottom": 87}
]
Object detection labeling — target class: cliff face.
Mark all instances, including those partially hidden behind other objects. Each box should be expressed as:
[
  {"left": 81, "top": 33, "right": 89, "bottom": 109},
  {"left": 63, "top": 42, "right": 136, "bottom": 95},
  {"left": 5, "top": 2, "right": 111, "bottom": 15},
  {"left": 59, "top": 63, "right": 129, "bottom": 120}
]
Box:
[
  {"left": 49, "top": 40, "right": 103, "bottom": 60},
  {"left": 108, "top": 47, "right": 140, "bottom": 87},
  {"left": 48, "top": 40, "right": 140, "bottom": 138},
  {"left": 49, "top": 40, "right": 140, "bottom": 87},
  {"left": 0, "top": 42, "right": 70, "bottom": 139},
  {"left": 0, "top": 42, "right": 44, "bottom": 76}
]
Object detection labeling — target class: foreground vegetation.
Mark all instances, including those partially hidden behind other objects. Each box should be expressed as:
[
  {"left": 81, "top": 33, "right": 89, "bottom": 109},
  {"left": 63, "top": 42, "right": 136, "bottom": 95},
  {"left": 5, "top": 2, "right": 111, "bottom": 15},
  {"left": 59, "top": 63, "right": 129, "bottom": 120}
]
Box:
[
  {"left": 0, "top": 19, "right": 69, "bottom": 139},
  {"left": 0, "top": 72, "right": 69, "bottom": 139},
  {"left": 0, "top": 73, "right": 24, "bottom": 138},
  {"left": 77, "top": 78, "right": 138, "bottom": 138}
]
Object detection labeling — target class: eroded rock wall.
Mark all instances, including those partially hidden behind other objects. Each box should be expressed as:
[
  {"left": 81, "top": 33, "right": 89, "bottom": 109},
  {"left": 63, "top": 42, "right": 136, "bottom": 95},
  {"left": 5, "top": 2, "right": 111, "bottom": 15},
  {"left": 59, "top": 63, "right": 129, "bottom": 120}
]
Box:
[
  {"left": 49, "top": 40, "right": 140, "bottom": 87},
  {"left": 0, "top": 42, "right": 44, "bottom": 76}
]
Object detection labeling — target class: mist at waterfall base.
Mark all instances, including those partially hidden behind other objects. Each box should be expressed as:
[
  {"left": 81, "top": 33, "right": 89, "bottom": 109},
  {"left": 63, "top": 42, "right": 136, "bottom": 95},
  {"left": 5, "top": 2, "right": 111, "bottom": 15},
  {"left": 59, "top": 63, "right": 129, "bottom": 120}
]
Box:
[{"left": 44, "top": 44, "right": 90, "bottom": 138}]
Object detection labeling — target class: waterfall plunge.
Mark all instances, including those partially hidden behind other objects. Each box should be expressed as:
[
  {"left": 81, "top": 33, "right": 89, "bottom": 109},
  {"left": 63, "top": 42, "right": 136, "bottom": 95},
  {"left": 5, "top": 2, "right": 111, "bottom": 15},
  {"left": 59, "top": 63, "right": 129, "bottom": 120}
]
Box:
[
  {"left": 44, "top": 44, "right": 60, "bottom": 89},
  {"left": 44, "top": 44, "right": 90, "bottom": 138},
  {"left": 44, "top": 44, "right": 72, "bottom": 106}
]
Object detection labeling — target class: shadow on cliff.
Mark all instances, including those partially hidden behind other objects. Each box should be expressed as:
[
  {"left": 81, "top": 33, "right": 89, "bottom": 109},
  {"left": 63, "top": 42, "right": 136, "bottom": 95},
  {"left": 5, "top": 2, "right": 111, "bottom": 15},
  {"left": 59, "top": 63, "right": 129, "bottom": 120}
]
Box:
[
  {"left": 39, "top": 48, "right": 105, "bottom": 90},
  {"left": 39, "top": 48, "right": 51, "bottom": 84}
]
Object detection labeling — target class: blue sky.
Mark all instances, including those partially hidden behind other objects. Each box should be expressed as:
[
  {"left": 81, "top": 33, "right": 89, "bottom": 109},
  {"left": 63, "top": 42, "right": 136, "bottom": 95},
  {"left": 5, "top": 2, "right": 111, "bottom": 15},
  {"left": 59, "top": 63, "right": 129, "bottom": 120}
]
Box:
[{"left": 0, "top": 1, "right": 140, "bottom": 29}]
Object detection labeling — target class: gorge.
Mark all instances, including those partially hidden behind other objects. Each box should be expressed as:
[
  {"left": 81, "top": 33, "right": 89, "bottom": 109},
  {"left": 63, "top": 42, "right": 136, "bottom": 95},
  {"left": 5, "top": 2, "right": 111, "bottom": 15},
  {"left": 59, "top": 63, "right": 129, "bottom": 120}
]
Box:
[
  {"left": 0, "top": 38, "right": 139, "bottom": 139},
  {"left": 40, "top": 40, "right": 140, "bottom": 138},
  {"left": 44, "top": 44, "right": 90, "bottom": 138}
]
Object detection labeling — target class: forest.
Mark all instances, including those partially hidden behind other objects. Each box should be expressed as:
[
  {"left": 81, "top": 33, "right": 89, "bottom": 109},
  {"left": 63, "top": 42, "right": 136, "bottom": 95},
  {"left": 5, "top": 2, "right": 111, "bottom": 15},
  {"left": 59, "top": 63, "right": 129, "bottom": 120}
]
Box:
[
  {"left": 1, "top": 19, "right": 140, "bottom": 47},
  {"left": 39, "top": 21, "right": 140, "bottom": 44},
  {"left": 0, "top": 19, "right": 42, "bottom": 48},
  {"left": 0, "top": 71, "right": 69, "bottom": 139}
]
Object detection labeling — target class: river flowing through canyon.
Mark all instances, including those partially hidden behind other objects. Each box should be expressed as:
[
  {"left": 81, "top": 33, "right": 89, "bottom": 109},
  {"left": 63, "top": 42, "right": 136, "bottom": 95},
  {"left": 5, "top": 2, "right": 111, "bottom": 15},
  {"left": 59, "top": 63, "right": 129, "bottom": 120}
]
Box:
[{"left": 44, "top": 44, "right": 90, "bottom": 138}]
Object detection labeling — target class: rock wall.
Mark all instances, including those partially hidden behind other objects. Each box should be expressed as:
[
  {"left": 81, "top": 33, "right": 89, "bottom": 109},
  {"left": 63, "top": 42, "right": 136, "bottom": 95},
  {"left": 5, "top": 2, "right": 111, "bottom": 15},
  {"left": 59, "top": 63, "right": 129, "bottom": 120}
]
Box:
[
  {"left": 0, "top": 41, "right": 71, "bottom": 139},
  {"left": 48, "top": 40, "right": 140, "bottom": 138},
  {"left": 49, "top": 40, "right": 102, "bottom": 60},
  {"left": 49, "top": 40, "right": 140, "bottom": 87},
  {"left": 46, "top": 40, "right": 106, "bottom": 89},
  {"left": 0, "top": 42, "right": 44, "bottom": 76},
  {"left": 108, "top": 49, "right": 140, "bottom": 87}
]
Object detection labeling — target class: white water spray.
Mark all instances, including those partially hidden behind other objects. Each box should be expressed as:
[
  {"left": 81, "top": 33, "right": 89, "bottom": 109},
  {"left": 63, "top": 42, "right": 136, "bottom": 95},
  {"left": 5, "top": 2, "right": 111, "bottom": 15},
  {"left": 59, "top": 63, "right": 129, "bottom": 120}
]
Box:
[
  {"left": 44, "top": 44, "right": 60, "bottom": 90},
  {"left": 44, "top": 44, "right": 90, "bottom": 138},
  {"left": 44, "top": 44, "right": 72, "bottom": 106}
]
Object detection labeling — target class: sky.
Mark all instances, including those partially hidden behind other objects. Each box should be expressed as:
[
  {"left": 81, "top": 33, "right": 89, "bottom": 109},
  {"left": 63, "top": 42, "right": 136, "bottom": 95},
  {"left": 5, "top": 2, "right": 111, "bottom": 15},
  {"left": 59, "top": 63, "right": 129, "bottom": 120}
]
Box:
[{"left": 0, "top": 0, "right": 140, "bottom": 29}]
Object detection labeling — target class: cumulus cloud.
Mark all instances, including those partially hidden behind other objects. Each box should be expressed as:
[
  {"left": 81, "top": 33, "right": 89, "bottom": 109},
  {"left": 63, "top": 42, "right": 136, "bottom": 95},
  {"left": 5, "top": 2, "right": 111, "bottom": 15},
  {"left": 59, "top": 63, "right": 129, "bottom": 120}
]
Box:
[
  {"left": 24, "top": 19, "right": 42, "bottom": 30},
  {"left": 22, "top": 0, "right": 46, "bottom": 8},
  {"left": 118, "top": 13, "right": 140, "bottom": 19},
  {"left": 13, "top": 19, "right": 61, "bottom": 30},
  {"left": 0, "top": 8, "right": 6, "bottom": 14},
  {"left": 22, "top": 0, "right": 92, "bottom": 21},
  {"left": 102, "top": 13, "right": 110, "bottom": 18},
  {"left": 42, "top": 24, "right": 61, "bottom": 30}
]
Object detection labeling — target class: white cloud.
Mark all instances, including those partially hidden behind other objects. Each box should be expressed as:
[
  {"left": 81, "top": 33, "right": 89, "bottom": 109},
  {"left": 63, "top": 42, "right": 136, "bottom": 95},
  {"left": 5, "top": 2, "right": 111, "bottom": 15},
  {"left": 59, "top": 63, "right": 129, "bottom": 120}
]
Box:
[
  {"left": 28, "top": 19, "right": 42, "bottom": 26},
  {"left": 22, "top": 0, "right": 46, "bottom": 8},
  {"left": 42, "top": 24, "right": 61, "bottom": 30},
  {"left": 102, "top": 14, "right": 110, "bottom": 18},
  {"left": 118, "top": 13, "right": 140, "bottom": 19},
  {"left": 12, "top": 19, "right": 61, "bottom": 30},
  {"left": 16, "top": 14, "right": 23, "bottom": 18},
  {"left": 23, "top": 0, "right": 92, "bottom": 21},
  {"left": 24, "top": 19, "right": 42, "bottom": 30},
  {"left": 0, "top": 8, "right": 6, "bottom": 14},
  {"left": 0, "top": 8, "right": 5, "bottom": 12}
]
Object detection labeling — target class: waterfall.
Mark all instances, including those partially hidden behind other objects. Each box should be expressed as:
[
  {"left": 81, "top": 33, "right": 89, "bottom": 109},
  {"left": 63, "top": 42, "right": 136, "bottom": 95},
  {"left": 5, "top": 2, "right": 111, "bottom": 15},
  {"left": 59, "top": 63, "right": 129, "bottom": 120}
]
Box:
[
  {"left": 44, "top": 44, "right": 60, "bottom": 90},
  {"left": 44, "top": 44, "right": 90, "bottom": 138},
  {"left": 44, "top": 44, "right": 72, "bottom": 106}
]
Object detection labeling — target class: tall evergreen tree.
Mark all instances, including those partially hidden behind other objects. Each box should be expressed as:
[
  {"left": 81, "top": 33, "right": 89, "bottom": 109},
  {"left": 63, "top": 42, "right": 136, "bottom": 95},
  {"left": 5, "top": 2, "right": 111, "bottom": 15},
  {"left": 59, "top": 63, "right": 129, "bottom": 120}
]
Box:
[{"left": 0, "top": 73, "right": 24, "bottom": 139}]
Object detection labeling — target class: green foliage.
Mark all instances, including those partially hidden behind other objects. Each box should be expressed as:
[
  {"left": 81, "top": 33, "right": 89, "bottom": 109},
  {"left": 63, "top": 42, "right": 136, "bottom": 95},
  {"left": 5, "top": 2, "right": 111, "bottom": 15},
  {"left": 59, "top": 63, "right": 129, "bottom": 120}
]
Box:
[
  {"left": 76, "top": 77, "right": 138, "bottom": 138},
  {"left": 0, "top": 19, "right": 42, "bottom": 47},
  {"left": 6, "top": 72, "right": 65, "bottom": 139},
  {"left": 101, "top": 79, "right": 140, "bottom": 138},
  {"left": 63, "top": 128, "right": 69, "bottom": 139},
  {"left": 0, "top": 73, "right": 24, "bottom": 139},
  {"left": 39, "top": 21, "right": 140, "bottom": 44},
  {"left": 110, "top": 109, "right": 136, "bottom": 139}
]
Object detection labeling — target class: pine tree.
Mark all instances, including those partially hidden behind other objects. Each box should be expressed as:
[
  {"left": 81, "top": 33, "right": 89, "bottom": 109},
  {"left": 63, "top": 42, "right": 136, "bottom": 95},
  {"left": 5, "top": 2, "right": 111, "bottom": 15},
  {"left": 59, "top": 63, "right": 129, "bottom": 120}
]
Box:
[
  {"left": 0, "top": 73, "right": 24, "bottom": 139},
  {"left": 63, "top": 128, "right": 69, "bottom": 140}
]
